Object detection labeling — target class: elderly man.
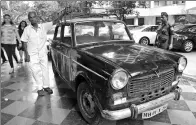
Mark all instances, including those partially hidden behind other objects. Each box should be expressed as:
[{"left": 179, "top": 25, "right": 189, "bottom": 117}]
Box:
[
  {"left": 156, "top": 12, "right": 174, "bottom": 50},
  {"left": 21, "top": 11, "right": 58, "bottom": 96}
]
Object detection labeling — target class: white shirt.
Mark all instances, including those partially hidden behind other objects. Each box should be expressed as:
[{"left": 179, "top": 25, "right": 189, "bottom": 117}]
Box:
[{"left": 21, "top": 22, "right": 53, "bottom": 56}]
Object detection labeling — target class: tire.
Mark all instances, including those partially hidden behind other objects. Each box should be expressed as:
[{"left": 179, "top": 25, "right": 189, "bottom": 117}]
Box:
[
  {"left": 139, "top": 37, "right": 150, "bottom": 45},
  {"left": 181, "top": 40, "right": 194, "bottom": 52},
  {"left": 77, "top": 82, "right": 102, "bottom": 125}
]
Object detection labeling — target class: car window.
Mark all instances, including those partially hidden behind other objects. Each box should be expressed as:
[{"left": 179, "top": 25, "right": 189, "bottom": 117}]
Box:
[
  {"left": 75, "top": 21, "right": 131, "bottom": 45},
  {"left": 62, "top": 25, "right": 72, "bottom": 46},
  {"left": 151, "top": 26, "right": 158, "bottom": 32},
  {"left": 54, "top": 26, "right": 62, "bottom": 40},
  {"left": 188, "top": 26, "right": 196, "bottom": 33},
  {"left": 142, "top": 26, "right": 151, "bottom": 32},
  {"left": 75, "top": 25, "right": 94, "bottom": 36},
  {"left": 48, "top": 29, "right": 55, "bottom": 34}
]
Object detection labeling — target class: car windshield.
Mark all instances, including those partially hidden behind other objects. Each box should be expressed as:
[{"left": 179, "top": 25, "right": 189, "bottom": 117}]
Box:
[
  {"left": 175, "top": 24, "right": 195, "bottom": 32},
  {"left": 75, "top": 21, "right": 131, "bottom": 45},
  {"left": 47, "top": 25, "right": 56, "bottom": 34}
]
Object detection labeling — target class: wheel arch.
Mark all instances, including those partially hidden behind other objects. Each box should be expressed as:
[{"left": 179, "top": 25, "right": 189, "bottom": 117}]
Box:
[
  {"left": 75, "top": 71, "right": 104, "bottom": 112},
  {"left": 74, "top": 71, "right": 93, "bottom": 92}
]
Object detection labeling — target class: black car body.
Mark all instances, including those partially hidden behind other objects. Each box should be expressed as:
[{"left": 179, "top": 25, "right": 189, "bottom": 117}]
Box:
[
  {"left": 173, "top": 24, "right": 196, "bottom": 52},
  {"left": 50, "top": 17, "right": 187, "bottom": 124}
]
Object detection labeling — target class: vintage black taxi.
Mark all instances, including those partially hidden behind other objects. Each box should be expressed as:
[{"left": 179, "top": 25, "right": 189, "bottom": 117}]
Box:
[{"left": 49, "top": 14, "right": 187, "bottom": 124}]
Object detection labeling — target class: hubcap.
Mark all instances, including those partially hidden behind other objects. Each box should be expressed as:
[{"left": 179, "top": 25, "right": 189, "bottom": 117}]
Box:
[
  {"left": 185, "top": 41, "right": 193, "bottom": 52},
  {"left": 81, "top": 91, "right": 96, "bottom": 118},
  {"left": 141, "top": 38, "right": 148, "bottom": 45}
]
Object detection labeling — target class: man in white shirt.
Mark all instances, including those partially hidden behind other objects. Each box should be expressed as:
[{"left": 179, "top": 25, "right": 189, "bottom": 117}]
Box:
[{"left": 21, "top": 11, "right": 58, "bottom": 96}]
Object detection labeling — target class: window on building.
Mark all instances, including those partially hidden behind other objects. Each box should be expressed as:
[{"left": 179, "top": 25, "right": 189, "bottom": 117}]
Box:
[
  {"left": 166, "top": 1, "right": 173, "bottom": 5},
  {"left": 173, "top": 1, "right": 185, "bottom": 4},
  {"left": 156, "top": 17, "right": 161, "bottom": 25},
  {"left": 126, "top": 19, "right": 134, "bottom": 25},
  {"left": 154, "top": 1, "right": 159, "bottom": 6},
  {"left": 138, "top": 18, "right": 144, "bottom": 26}
]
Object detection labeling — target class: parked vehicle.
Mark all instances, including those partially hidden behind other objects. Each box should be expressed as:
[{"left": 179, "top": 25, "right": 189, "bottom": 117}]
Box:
[
  {"left": 50, "top": 16, "right": 186, "bottom": 125},
  {"left": 173, "top": 24, "right": 196, "bottom": 52},
  {"left": 127, "top": 25, "right": 139, "bottom": 30},
  {"left": 129, "top": 25, "right": 158, "bottom": 45},
  {"left": 46, "top": 25, "right": 56, "bottom": 56}
]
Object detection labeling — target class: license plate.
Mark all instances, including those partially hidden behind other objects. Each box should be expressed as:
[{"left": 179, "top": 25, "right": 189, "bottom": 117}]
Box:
[{"left": 142, "top": 104, "right": 168, "bottom": 119}]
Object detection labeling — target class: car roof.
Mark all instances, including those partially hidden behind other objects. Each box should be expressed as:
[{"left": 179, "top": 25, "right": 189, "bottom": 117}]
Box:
[{"left": 64, "top": 18, "right": 123, "bottom": 23}]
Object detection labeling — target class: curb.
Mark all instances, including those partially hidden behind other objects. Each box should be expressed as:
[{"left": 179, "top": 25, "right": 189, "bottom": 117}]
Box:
[{"left": 182, "top": 74, "right": 196, "bottom": 82}]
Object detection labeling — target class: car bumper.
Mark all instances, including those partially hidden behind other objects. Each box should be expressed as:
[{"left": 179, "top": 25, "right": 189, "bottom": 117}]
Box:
[{"left": 101, "top": 86, "right": 181, "bottom": 120}]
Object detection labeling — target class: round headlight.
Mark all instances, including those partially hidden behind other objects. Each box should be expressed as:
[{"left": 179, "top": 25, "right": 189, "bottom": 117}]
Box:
[
  {"left": 178, "top": 57, "right": 187, "bottom": 72},
  {"left": 111, "top": 70, "right": 129, "bottom": 90}
]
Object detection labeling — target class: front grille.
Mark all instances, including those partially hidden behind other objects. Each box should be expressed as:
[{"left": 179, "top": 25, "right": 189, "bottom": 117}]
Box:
[{"left": 127, "top": 68, "right": 175, "bottom": 101}]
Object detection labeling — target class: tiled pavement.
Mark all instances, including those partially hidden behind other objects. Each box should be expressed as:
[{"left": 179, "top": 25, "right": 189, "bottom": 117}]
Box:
[{"left": 1, "top": 61, "right": 196, "bottom": 125}]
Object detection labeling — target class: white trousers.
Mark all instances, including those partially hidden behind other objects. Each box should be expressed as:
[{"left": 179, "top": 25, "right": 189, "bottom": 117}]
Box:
[{"left": 27, "top": 54, "right": 49, "bottom": 90}]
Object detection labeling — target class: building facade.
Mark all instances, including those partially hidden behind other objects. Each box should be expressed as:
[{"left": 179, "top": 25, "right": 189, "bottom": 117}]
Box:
[{"left": 126, "top": 1, "right": 196, "bottom": 26}]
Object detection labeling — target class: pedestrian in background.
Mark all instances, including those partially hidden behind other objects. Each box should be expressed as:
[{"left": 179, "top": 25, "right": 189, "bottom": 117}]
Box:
[
  {"left": 21, "top": 11, "right": 58, "bottom": 96},
  {"left": 155, "top": 12, "right": 174, "bottom": 50},
  {"left": 1, "top": 48, "right": 8, "bottom": 64},
  {"left": 1, "top": 14, "right": 22, "bottom": 74},
  {"left": 17, "top": 20, "right": 28, "bottom": 63}
]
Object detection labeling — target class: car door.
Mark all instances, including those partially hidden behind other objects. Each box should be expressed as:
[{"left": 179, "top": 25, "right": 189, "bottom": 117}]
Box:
[
  {"left": 188, "top": 26, "right": 196, "bottom": 42},
  {"left": 59, "top": 24, "right": 72, "bottom": 82},
  {"left": 51, "top": 25, "right": 63, "bottom": 74}
]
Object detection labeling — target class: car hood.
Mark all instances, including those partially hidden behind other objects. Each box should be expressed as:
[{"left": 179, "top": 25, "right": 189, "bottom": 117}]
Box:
[{"left": 82, "top": 43, "right": 175, "bottom": 76}]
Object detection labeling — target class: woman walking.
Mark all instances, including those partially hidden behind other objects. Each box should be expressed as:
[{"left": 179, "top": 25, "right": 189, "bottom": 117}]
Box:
[
  {"left": 17, "top": 20, "right": 28, "bottom": 63},
  {"left": 1, "top": 14, "right": 22, "bottom": 74},
  {"left": 1, "top": 48, "right": 8, "bottom": 64}
]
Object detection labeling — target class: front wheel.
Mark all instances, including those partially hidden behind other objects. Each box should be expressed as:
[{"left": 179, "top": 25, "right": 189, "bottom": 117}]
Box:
[
  {"left": 77, "top": 82, "right": 102, "bottom": 125},
  {"left": 182, "top": 40, "right": 194, "bottom": 52},
  {"left": 139, "top": 37, "right": 150, "bottom": 45}
]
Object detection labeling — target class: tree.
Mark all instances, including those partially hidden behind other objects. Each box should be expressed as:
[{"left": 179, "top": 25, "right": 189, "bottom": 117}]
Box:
[
  {"left": 56, "top": 1, "right": 93, "bottom": 13},
  {"left": 1, "top": 1, "right": 31, "bottom": 24},
  {"left": 33, "top": 1, "right": 59, "bottom": 22},
  {"left": 109, "top": 1, "right": 147, "bottom": 23}
]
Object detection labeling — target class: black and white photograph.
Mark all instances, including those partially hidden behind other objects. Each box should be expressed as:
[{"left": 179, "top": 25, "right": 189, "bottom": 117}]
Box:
[{"left": 1, "top": 1, "right": 196, "bottom": 125}]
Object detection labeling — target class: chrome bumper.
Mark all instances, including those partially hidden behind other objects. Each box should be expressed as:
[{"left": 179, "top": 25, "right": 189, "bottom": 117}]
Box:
[{"left": 101, "top": 87, "right": 182, "bottom": 120}]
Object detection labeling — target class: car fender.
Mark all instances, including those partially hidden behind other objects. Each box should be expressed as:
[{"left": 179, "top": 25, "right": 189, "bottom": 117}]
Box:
[{"left": 74, "top": 71, "right": 104, "bottom": 111}]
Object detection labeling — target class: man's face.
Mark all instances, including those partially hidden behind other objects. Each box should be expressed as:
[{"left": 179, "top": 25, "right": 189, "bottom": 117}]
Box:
[
  {"left": 28, "top": 12, "right": 38, "bottom": 25},
  {"left": 161, "top": 15, "right": 167, "bottom": 23}
]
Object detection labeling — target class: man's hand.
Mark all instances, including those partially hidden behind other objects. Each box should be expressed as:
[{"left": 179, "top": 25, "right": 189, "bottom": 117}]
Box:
[
  {"left": 25, "top": 54, "right": 30, "bottom": 62},
  {"left": 19, "top": 43, "right": 22, "bottom": 49},
  {"left": 169, "top": 44, "right": 173, "bottom": 50}
]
